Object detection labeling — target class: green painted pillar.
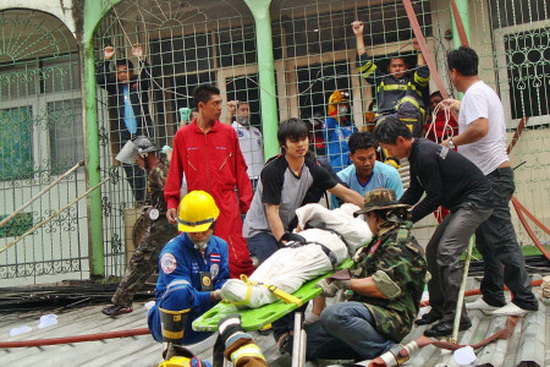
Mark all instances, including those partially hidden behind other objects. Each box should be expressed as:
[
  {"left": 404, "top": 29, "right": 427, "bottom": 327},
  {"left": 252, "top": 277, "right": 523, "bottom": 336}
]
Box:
[
  {"left": 451, "top": 0, "right": 470, "bottom": 100},
  {"left": 451, "top": 0, "right": 470, "bottom": 49},
  {"left": 243, "top": 0, "right": 280, "bottom": 159},
  {"left": 82, "top": 0, "right": 123, "bottom": 279}
]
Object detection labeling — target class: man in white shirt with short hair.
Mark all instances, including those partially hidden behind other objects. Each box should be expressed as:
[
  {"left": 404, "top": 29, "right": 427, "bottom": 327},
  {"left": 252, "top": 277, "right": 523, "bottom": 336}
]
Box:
[{"left": 442, "top": 46, "right": 538, "bottom": 317}]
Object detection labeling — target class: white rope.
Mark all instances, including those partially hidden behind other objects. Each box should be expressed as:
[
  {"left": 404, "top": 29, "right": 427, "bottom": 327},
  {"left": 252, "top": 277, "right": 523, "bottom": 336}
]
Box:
[{"left": 423, "top": 101, "right": 455, "bottom": 144}]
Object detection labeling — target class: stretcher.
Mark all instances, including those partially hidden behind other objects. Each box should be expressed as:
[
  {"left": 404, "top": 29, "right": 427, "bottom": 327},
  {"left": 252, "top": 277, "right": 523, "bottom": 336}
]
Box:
[
  {"left": 192, "top": 259, "right": 354, "bottom": 333},
  {"left": 193, "top": 259, "right": 354, "bottom": 367}
]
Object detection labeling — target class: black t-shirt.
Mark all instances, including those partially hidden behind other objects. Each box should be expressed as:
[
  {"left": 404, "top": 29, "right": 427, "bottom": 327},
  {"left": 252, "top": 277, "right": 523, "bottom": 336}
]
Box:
[{"left": 400, "top": 138, "right": 494, "bottom": 223}]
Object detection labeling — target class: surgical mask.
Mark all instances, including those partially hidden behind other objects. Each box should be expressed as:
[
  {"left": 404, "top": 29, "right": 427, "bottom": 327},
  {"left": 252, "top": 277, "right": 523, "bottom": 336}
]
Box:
[
  {"left": 338, "top": 105, "right": 349, "bottom": 115},
  {"left": 193, "top": 240, "right": 208, "bottom": 251},
  {"left": 236, "top": 115, "right": 249, "bottom": 126}
]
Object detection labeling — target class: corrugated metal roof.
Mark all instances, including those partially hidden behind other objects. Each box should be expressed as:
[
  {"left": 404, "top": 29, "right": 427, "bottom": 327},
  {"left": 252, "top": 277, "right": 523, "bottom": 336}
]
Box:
[{"left": 0, "top": 277, "right": 548, "bottom": 367}]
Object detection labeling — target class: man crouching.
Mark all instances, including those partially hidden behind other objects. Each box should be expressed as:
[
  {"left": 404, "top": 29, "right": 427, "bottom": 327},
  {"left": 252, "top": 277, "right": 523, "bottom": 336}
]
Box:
[
  {"left": 148, "top": 190, "right": 229, "bottom": 347},
  {"left": 306, "top": 188, "right": 427, "bottom": 361}
]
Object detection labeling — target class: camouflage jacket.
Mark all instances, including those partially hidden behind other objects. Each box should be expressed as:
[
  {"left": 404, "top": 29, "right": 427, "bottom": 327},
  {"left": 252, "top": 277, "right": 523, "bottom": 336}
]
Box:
[
  {"left": 350, "top": 222, "right": 427, "bottom": 342},
  {"left": 147, "top": 158, "right": 169, "bottom": 214}
]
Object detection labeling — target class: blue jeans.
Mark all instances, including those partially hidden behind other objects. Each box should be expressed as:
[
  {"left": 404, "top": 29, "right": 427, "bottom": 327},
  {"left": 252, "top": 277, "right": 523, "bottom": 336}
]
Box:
[
  {"left": 306, "top": 302, "right": 394, "bottom": 360},
  {"left": 246, "top": 232, "right": 279, "bottom": 263},
  {"left": 476, "top": 167, "right": 538, "bottom": 310}
]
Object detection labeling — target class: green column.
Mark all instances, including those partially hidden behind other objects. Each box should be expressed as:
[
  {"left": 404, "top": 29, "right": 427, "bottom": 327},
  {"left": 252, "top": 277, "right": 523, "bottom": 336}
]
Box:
[
  {"left": 82, "top": 0, "right": 123, "bottom": 279},
  {"left": 243, "top": 0, "right": 279, "bottom": 159},
  {"left": 451, "top": 0, "right": 470, "bottom": 49},
  {"left": 451, "top": 0, "right": 470, "bottom": 100}
]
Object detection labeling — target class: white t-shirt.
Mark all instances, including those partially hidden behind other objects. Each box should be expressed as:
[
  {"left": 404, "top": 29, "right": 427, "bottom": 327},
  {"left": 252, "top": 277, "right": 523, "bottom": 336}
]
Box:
[
  {"left": 458, "top": 80, "right": 509, "bottom": 175},
  {"left": 232, "top": 121, "right": 264, "bottom": 179}
]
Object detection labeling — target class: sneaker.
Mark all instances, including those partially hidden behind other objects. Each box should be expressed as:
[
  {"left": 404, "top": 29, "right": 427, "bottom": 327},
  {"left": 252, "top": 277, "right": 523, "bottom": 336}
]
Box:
[
  {"left": 101, "top": 304, "right": 133, "bottom": 316},
  {"left": 466, "top": 298, "right": 499, "bottom": 313},
  {"left": 492, "top": 303, "right": 532, "bottom": 317}
]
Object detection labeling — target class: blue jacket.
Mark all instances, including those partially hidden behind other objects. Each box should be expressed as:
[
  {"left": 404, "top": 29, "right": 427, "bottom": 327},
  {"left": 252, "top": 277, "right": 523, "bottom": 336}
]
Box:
[{"left": 156, "top": 233, "right": 230, "bottom": 316}]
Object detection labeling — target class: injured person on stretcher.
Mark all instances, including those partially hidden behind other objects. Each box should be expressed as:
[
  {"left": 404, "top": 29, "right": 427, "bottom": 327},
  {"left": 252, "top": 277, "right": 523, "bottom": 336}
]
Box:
[{"left": 221, "top": 203, "right": 372, "bottom": 308}]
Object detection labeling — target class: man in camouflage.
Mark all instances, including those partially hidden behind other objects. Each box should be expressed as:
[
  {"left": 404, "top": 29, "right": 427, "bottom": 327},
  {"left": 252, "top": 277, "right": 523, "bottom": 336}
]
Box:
[
  {"left": 102, "top": 136, "right": 178, "bottom": 317},
  {"left": 305, "top": 188, "right": 427, "bottom": 361}
]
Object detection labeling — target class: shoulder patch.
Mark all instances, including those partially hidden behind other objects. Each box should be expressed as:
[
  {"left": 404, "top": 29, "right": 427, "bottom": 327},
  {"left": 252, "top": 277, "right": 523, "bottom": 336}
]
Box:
[{"left": 160, "top": 253, "right": 177, "bottom": 274}]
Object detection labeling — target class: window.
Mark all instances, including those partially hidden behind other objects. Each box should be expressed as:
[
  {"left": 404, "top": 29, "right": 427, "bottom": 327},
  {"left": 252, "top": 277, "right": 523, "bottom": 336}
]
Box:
[
  {"left": 0, "top": 106, "right": 34, "bottom": 180},
  {"left": 48, "top": 99, "right": 84, "bottom": 174},
  {"left": 495, "top": 22, "right": 550, "bottom": 127}
]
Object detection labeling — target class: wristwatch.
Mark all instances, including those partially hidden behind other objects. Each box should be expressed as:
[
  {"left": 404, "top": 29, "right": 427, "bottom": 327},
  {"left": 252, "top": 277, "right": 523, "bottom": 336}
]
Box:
[{"left": 447, "top": 139, "right": 456, "bottom": 150}]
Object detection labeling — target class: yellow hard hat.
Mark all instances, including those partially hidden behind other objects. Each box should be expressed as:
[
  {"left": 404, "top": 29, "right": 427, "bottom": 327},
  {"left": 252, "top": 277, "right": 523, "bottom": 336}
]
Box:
[
  {"left": 327, "top": 90, "right": 350, "bottom": 115},
  {"left": 177, "top": 191, "right": 220, "bottom": 233}
]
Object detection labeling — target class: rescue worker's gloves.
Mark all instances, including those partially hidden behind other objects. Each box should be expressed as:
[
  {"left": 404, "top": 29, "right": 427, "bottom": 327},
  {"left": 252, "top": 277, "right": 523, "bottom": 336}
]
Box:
[{"left": 316, "top": 269, "right": 352, "bottom": 297}]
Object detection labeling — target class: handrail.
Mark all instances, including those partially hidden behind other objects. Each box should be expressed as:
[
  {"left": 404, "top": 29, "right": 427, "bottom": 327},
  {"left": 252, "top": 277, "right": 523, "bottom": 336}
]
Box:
[
  {"left": 0, "top": 161, "right": 84, "bottom": 228},
  {"left": 0, "top": 177, "right": 109, "bottom": 255}
]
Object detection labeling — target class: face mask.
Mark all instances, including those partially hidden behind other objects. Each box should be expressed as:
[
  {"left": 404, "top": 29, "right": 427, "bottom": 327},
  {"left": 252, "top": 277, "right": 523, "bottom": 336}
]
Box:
[
  {"left": 237, "top": 115, "right": 249, "bottom": 126},
  {"left": 338, "top": 105, "right": 349, "bottom": 115},
  {"left": 193, "top": 240, "right": 208, "bottom": 251}
]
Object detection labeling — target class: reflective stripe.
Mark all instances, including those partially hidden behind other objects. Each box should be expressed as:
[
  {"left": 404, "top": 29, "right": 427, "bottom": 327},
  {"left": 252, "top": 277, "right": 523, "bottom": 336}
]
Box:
[
  {"left": 414, "top": 72, "right": 430, "bottom": 86},
  {"left": 358, "top": 61, "right": 377, "bottom": 78},
  {"left": 158, "top": 307, "right": 191, "bottom": 315},
  {"left": 167, "top": 279, "right": 191, "bottom": 289},
  {"left": 231, "top": 344, "right": 266, "bottom": 365},
  {"left": 161, "top": 329, "right": 184, "bottom": 340},
  {"left": 177, "top": 217, "right": 215, "bottom": 226}
]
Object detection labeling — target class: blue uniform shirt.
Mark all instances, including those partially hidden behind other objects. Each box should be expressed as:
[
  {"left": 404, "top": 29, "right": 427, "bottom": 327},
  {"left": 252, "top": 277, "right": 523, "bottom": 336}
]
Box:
[
  {"left": 155, "top": 233, "right": 229, "bottom": 314},
  {"left": 323, "top": 116, "right": 357, "bottom": 172}
]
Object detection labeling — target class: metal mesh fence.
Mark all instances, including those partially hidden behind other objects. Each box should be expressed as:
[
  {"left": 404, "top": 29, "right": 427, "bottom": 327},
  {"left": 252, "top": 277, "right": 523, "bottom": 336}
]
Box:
[{"left": 0, "top": 0, "right": 548, "bottom": 283}]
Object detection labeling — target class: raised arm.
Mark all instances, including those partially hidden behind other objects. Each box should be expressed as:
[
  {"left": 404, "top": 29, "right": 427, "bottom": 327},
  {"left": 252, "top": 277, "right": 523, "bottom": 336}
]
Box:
[{"left": 352, "top": 21, "right": 367, "bottom": 56}]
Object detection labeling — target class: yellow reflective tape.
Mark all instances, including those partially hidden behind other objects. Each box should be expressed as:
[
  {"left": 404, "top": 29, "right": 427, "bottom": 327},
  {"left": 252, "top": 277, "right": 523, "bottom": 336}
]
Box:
[
  {"left": 162, "top": 329, "right": 184, "bottom": 339},
  {"left": 158, "top": 307, "right": 191, "bottom": 315},
  {"left": 231, "top": 344, "right": 266, "bottom": 365},
  {"left": 358, "top": 62, "right": 377, "bottom": 78},
  {"left": 414, "top": 73, "right": 429, "bottom": 86}
]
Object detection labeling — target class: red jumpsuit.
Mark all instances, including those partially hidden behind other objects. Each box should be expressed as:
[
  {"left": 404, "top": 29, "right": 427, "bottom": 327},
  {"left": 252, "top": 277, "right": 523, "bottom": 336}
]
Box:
[{"left": 165, "top": 120, "right": 255, "bottom": 277}]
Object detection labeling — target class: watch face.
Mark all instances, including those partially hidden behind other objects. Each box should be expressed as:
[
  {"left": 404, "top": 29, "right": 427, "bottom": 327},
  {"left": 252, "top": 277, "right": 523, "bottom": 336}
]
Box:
[{"left": 148, "top": 208, "right": 160, "bottom": 220}]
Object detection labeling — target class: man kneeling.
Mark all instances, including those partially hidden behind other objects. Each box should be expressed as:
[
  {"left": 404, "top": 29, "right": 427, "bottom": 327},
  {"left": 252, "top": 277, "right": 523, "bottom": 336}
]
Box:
[
  {"left": 306, "top": 188, "right": 427, "bottom": 361},
  {"left": 148, "top": 191, "right": 229, "bottom": 347}
]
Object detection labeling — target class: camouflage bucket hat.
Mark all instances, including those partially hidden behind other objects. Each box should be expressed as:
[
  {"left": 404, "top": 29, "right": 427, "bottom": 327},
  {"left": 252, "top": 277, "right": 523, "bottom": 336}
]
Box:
[{"left": 354, "top": 188, "right": 411, "bottom": 216}]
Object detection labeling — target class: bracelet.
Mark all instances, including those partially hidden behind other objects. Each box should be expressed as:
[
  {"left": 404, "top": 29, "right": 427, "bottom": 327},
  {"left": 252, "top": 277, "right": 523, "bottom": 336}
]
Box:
[{"left": 447, "top": 139, "right": 456, "bottom": 150}]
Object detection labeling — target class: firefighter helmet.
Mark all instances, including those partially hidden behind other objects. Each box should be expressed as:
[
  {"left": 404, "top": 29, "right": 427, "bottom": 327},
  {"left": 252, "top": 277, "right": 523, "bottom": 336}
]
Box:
[
  {"left": 327, "top": 89, "right": 350, "bottom": 116},
  {"left": 177, "top": 191, "right": 220, "bottom": 233}
]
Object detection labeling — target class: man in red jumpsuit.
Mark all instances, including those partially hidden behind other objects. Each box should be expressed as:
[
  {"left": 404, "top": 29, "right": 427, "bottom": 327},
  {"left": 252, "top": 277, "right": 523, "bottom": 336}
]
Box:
[{"left": 165, "top": 84, "right": 255, "bottom": 277}]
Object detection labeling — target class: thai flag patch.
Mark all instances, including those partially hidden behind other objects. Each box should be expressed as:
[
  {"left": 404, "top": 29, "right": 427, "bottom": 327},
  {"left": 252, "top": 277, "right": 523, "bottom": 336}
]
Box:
[{"left": 210, "top": 253, "right": 221, "bottom": 263}]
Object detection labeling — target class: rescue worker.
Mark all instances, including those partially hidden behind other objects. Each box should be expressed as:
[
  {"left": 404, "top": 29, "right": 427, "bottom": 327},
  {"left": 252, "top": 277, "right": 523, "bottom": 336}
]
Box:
[
  {"left": 352, "top": 20, "right": 429, "bottom": 138},
  {"left": 147, "top": 191, "right": 230, "bottom": 346},
  {"left": 102, "top": 136, "right": 178, "bottom": 316},
  {"left": 305, "top": 188, "right": 427, "bottom": 361},
  {"left": 323, "top": 90, "right": 358, "bottom": 171},
  {"left": 165, "top": 84, "right": 255, "bottom": 278}
]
